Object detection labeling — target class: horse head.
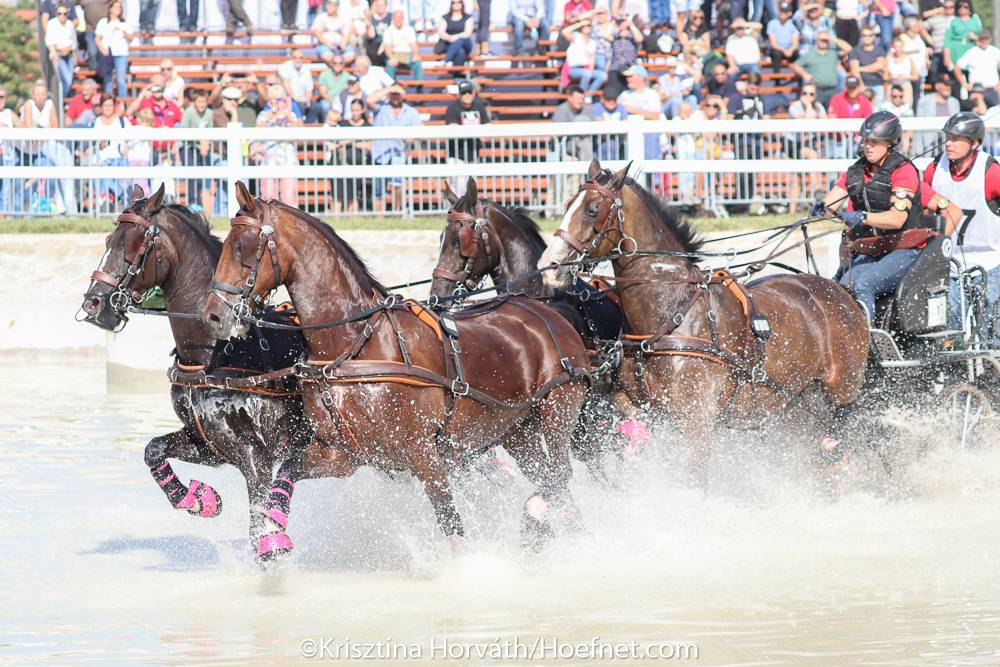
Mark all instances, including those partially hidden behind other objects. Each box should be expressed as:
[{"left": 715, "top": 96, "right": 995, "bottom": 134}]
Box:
[
  {"left": 538, "top": 158, "right": 631, "bottom": 289},
  {"left": 430, "top": 177, "right": 501, "bottom": 300},
  {"left": 203, "top": 181, "right": 288, "bottom": 340},
  {"left": 81, "top": 183, "right": 170, "bottom": 331}
]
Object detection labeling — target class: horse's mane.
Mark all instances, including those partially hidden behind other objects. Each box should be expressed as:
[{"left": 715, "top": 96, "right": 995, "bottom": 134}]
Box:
[
  {"left": 269, "top": 200, "right": 389, "bottom": 296},
  {"left": 618, "top": 176, "right": 703, "bottom": 254},
  {"left": 492, "top": 203, "right": 547, "bottom": 256},
  {"left": 161, "top": 204, "right": 221, "bottom": 261}
]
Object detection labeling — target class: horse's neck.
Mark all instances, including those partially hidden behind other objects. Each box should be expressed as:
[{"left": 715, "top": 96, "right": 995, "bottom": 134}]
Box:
[
  {"left": 491, "top": 212, "right": 552, "bottom": 297},
  {"left": 158, "top": 218, "right": 218, "bottom": 366},
  {"left": 613, "top": 195, "right": 695, "bottom": 332},
  {"left": 283, "top": 220, "right": 378, "bottom": 359}
]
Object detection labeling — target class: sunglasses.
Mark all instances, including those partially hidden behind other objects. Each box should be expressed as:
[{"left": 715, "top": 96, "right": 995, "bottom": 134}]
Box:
[
  {"left": 57, "top": 11, "right": 68, "bottom": 15},
  {"left": 802, "top": 91, "right": 815, "bottom": 96},
  {"left": 862, "top": 33, "right": 874, "bottom": 37}
]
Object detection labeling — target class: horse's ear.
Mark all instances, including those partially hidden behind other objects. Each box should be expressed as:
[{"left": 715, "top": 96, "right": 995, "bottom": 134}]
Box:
[
  {"left": 147, "top": 182, "right": 166, "bottom": 212},
  {"left": 587, "top": 158, "right": 602, "bottom": 181},
  {"left": 130, "top": 184, "right": 145, "bottom": 204},
  {"left": 235, "top": 181, "right": 258, "bottom": 216},
  {"left": 443, "top": 179, "right": 459, "bottom": 206},
  {"left": 466, "top": 176, "right": 478, "bottom": 202},
  {"left": 609, "top": 161, "right": 631, "bottom": 190}
]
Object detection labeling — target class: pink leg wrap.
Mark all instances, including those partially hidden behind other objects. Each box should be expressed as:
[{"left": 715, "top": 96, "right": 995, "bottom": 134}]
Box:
[
  {"left": 174, "top": 480, "right": 222, "bottom": 518},
  {"left": 257, "top": 531, "right": 294, "bottom": 561},
  {"left": 264, "top": 508, "right": 288, "bottom": 530},
  {"left": 617, "top": 419, "right": 652, "bottom": 447}
]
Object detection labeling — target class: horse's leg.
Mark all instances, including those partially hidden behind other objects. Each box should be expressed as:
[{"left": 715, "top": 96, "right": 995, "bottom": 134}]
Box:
[
  {"left": 145, "top": 428, "right": 225, "bottom": 518},
  {"left": 408, "top": 438, "right": 466, "bottom": 554},
  {"left": 256, "top": 438, "right": 359, "bottom": 562},
  {"left": 506, "top": 383, "right": 584, "bottom": 553}
]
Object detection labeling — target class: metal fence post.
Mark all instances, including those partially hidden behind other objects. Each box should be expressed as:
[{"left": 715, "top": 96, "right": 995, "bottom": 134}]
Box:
[{"left": 226, "top": 128, "right": 241, "bottom": 217}]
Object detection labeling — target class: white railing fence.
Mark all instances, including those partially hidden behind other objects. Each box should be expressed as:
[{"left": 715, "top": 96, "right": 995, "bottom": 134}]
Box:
[{"left": 2, "top": 117, "right": 998, "bottom": 219}]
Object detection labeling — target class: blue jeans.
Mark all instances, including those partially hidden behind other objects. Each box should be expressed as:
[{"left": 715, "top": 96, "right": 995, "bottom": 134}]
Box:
[
  {"left": 387, "top": 59, "right": 425, "bottom": 80},
  {"left": 662, "top": 93, "right": 697, "bottom": 118},
  {"left": 56, "top": 53, "right": 75, "bottom": 98},
  {"left": 948, "top": 266, "right": 1000, "bottom": 343},
  {"left": 751, "top": 0, "right": 779, "bottom": 23},
  {"left": 103, "top": 55, "right": 128, "bottom": 98},
  {"left": 139, "top": 0, "right": 160, "bottom": 32},
  {"left": 176, "top": 0, "right": 199, "bottom": 31},
  {"left": 96, "top": 156, "right": 128, "bottom": 203},
  {"left": 570, "top": 66, "right": 607, "bottom": 91},
  {"left": 841, "top": 248, "right": 920, "bottom": 321},
  {"left": 509, "top": 15, "right": 550, "bottom": 53},
  {"left": 875, "top": 13, "right": 894, "bottom": 50},
  {"left": 649, "top": 0, "right": 670, "bottom": 25},
  {"left": 85, "top": 31, "right": 99, "bottom": 69},
  {"left": 445, "top": 37, "right": 474, "bottom": 65}
]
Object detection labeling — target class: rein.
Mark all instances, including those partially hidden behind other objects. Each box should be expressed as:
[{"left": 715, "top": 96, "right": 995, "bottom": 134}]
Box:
[{"left": 432, "top": 198, "right": 498, "bottom": 293}]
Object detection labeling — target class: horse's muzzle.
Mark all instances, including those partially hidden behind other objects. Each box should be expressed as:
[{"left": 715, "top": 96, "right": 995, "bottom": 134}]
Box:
[{"left": 80, "top": 286, "right": 125, "bottom": 331}]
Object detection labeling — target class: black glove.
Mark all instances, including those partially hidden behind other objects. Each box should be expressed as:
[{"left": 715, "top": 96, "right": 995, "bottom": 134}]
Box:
[
  {"left": 810, "top": 200, "right": 826, "bottom": 216},
  {"left": 840, "top": 210, "right": 867, "bottom": 229}
]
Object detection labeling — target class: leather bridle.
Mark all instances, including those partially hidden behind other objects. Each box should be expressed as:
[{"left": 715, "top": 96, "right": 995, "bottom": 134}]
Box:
[
  {"left": 555, "top": 178, "right": 636, "bottom": 261},
  {"left": 212, "top": 201, "right": 284, "bottom": 322},
  {"left": 432, "top": 199, "right": 498, "bottom": 293},
  {"left": 89, "top": 209, "right": 162, "bottom": 318}
]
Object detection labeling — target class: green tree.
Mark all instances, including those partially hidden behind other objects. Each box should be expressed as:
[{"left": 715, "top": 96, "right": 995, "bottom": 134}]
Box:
[{"left": 0, "top": 7, "right": 42, "bottom": 109}]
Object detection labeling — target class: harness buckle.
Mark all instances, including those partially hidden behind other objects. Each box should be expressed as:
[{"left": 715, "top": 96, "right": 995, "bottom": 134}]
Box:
[
  {"left": 672, "top": 312, "right": 684, "bottom": 326},
  {"left": 321, "top": 389, "right": 335, "bottom": 407},
  {"left": 382, "top": 294, "right": 401, "bottom": 308},
  {"left": 560, "top": 356, "right": 573, "bottom": 373},
  {"left": 451, "top": 378, "right": 470, "bottom": 396},
  {"left": 751, "top": 364, "right": 768, "bottom": 384},
  {"left": 640, "top": 339, "right": 653, "bottom": 354},
  {"left": 322, "top": 363, "right": 339, "bottom": 381},
  {"left": 707, "top": 310, "right": 717, "bottom": 323}
]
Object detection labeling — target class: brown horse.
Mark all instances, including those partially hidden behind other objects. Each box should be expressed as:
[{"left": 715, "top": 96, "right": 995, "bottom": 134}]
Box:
[
  {"left": 203, "top": 183, "right": 591, "bottom": 561},
  {"left": 431, "top": 177, "right": 639, "bottom": 478},
  {"left": 80, "top": 184, "right": 311, "bottom": 547},
  {"left": 538, "top": 160, "right": 870, "bottom": 485}
]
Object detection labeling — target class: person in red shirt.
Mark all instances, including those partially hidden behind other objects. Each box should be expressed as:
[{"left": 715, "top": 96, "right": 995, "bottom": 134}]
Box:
[
  {"left": 813, "top": 111, "right": 932, "bottom": 321},
  {"left": 125, "top": 76, "right": 183, "bottom": 156},
  {"left": 827, "top": 76, "right": 873, "bottom": 119},
  {"left": 66, "top": 78, "right": 102, "bottom": 127}
]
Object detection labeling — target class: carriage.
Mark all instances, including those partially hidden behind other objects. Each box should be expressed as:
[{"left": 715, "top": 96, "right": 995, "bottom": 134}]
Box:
[{"left": 860, "top": 233, "right": 1000, "bottom": 447}]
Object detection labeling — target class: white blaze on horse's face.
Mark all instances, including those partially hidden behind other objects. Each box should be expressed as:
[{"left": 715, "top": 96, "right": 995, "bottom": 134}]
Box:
[{"left": 539, "top": 192, "right": 584, "bottom": 288}]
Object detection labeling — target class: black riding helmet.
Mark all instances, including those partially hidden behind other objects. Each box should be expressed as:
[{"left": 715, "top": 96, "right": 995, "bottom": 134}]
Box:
[
  {"left": 859, "top": 110, "right": 902, "bottom": 145},
  {"left": 942, "top": 111, "right": 985, "bottom": 143}
]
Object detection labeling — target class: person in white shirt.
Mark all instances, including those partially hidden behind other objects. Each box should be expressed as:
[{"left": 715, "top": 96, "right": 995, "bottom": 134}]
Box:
[
  {"left": 45, "top": 4, "right": 77, "bottom": 97},
  {"left": 279, "top": 49, "right": 319, "bottom": 121},
  {"left": 382, "top": 10, "right": 424, "bottom": 80},
  {"left": 955, "top": 31, "right": 1000, "bottom": 106},
  {"left": 95, "top": 1, "right": 132, "bottom": 99},
  {"left": 354, "top": 55, "right": 395, "bottom": 109},
  {"left": 160, "top": 59, "right": 186, "bottom": 104},
  {"left": 617, "top": 64, "right": 664, "bottom": 158},
  {"left": 725, "top": 18, "right": 762, "bottom": 75},
  {"left": 313, "top": 0, "right": 355, "bottom": 65},
  {"left": 0, "top": 86, "right": 24, "bottom": 216}
]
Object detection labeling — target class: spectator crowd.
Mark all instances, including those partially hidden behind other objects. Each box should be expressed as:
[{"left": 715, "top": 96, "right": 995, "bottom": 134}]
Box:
[{"left": 2, "top": 0, "right": 999, "bottom": 215}]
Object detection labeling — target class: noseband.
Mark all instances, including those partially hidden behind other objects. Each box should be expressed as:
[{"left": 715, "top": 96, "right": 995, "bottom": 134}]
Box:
[
  {"left": 90, "top": 209, "right": 161, "bottom": 314},
  {"left": 555, "top": 179, "right": 636, "bottom": 260},
  {"left": 433, "top": 199, "right": 496, "bottom": 292},
  {"left": 212, "top": 202, "right": 284, "bottom": 321}
]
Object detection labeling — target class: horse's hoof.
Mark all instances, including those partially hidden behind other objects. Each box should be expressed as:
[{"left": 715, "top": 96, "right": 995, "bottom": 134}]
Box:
[
  {"left": 174, "top": 480, "right": 222, "bottom": 518},
  {"left": 257, "top": 531, "right": 294, "bottom": 563},
  {"left": 520, "top": 513, "right": 555, "bottom": 554}
]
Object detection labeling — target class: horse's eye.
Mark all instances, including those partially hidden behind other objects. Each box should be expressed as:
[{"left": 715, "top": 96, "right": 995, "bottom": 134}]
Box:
[
  {"left": 586, "top": 202, "right": 600, "bottom": 217},
  {"left": 452, "top": 234, "right": 460, "bottom": 248}
]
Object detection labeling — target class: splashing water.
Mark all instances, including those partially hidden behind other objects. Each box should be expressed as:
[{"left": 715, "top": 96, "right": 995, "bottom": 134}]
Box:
[{"left": 2, "top": 349, "right": 1000, "bottom": 665}]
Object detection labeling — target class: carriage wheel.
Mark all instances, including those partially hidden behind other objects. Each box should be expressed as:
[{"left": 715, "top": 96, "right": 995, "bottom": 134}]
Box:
[{"left": 938, "top": 382, "right": 996, "bottom": 449}]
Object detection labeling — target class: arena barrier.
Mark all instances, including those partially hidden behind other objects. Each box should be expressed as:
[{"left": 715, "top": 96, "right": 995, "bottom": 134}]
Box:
[{"left": 1, "top": 117, "right": 997, "bottom": 219}]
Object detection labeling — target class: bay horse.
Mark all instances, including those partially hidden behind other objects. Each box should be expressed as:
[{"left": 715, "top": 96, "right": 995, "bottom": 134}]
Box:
[
  {"left": 202, "top": 183, "right": 591, "bottom": 562},
  {"left": 81, "top": 184, "right": 311, "bottom": 546},
  {"left": 431, "top": 177, "right": 642, "bottom": 473},
  {"left": 538, "top": 160, "right": 870, "bottom": 486}
]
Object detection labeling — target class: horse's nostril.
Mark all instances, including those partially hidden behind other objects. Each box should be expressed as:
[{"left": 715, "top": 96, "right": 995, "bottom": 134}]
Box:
[
  {"left": 208, "top": 313, "right": 221, "bottom": 324},
  {"left": 83, "top": 297, "right": 100, "bottom": 314}
]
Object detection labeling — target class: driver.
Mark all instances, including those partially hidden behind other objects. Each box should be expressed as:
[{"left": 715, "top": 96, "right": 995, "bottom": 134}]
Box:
[
  {"left": 813, "top": 111, "right": 933, "bottom": 322},
  {"left": 922, "top": 112, "right": 1000, "bottom": 340}
]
